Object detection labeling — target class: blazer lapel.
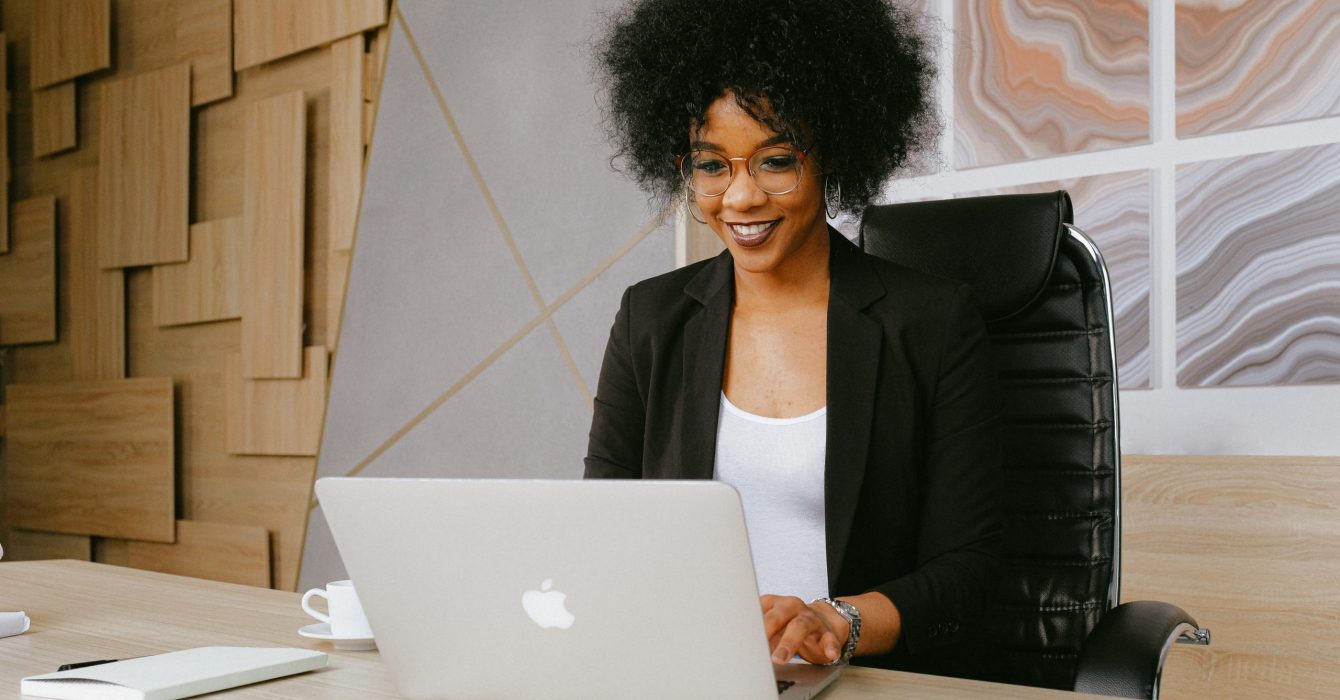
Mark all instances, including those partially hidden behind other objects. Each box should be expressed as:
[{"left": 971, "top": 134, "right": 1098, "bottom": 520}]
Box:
[
  {"left": 679, "top": 251, "right": 734, "bottom": 480},
  {"left": 824, "top": 230, "right": 886, "bottom": 591}
]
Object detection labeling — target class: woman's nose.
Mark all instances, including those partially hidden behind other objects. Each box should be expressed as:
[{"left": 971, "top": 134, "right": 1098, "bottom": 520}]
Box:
[{"left": 721, "top": 164, "right": 767, "bottom": 212}]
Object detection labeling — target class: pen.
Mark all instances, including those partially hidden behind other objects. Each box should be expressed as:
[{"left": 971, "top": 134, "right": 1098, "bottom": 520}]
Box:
[{"left": 57, "top": 659, "right": 120, "bottom": 672}]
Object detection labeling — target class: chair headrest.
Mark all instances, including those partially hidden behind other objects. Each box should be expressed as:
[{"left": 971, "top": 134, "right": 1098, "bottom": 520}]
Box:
[{"left": 859, "top": 191, "right": 1072, "bottom": 322}]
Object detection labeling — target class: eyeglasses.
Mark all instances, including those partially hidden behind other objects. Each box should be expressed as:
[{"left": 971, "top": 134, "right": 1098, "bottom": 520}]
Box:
[{"left": 676, "top": 145, "right": 811, "bottom": 197}]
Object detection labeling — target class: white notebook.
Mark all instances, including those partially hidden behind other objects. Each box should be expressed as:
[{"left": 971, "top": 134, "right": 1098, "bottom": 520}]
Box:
[{"left": 20, "top": 646, "right": 328, "bottom": 700}]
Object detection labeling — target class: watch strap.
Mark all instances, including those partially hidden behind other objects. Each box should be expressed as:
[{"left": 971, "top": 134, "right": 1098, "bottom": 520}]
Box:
[{"left": 815, "top": 597, "right": 861, "bottom": 664}]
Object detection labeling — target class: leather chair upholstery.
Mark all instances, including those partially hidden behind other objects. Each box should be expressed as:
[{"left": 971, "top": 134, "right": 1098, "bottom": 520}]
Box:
[{"left": 860, "top": 192, "right": 1208, "bottom": 699}]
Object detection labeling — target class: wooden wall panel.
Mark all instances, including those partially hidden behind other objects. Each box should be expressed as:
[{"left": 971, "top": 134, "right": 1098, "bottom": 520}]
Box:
[
  {"left": 234, "top": 0, "right": 386, "bottom": 71},
  {"left": 126, "top": 271, "right": 315, "bottom": 590},
  {"left": 128, "top": 48, "right": 333, "bottom": 591},
  {"left": 127, "top": 520, "right": 271, "bottom": 588},
  {"left": 0, "top": 196, "right": 57, "bottom": 345},
  {"left": 68, "top": 167, "right": 125, "bottom": 380},
  {"left": 32, "top": 0, "right": 111, "bottom": 89},
  {"left": 92, "top": 538, "right": 131, "bottom": 567},
  {"left": 361, "top": 25, "right": 389, "bottom": 147},
  {"left": 1123, "top": 455, "right": 1340, "bottom": 700},
  {"left": 1, "top": 31, "right": 9, "bottom": 254},
  {"left": 5, "top": 530, "right": 92, "bottom": 561},
  {"left": 176, "top": 0, "right": 235, "bottom": 106},
  {"left": 241, "top": 90, "right": 305, "bottom": 378},
  {"left": 327, "top": 247, "right": 352, "bottom": 350},
  {"left": 33, "top": 82, "right": 77, "bottom": 158},
  {"left": 5, "top": 378, "right": 175, "bottom": 543},
  {"left": 185, "top": 456, "right": 314, "bottom": 592},
  {"left": 97, "top": 63, "right": 191, "bottom": 269},
  {"left": 2, "top": 1, "right": 389, "bottom": 592},
  {"left": 225, "top": 347, "right": 327, "bottom": 456},
  {"left": 329, "top": 35, "right": 363, "bottom": 252},
  {"left": 153, "top": 217, "right": 243, "bottom": 327}
]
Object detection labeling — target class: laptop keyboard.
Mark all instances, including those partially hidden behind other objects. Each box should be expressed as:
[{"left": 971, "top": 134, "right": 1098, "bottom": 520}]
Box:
[{"left": 777, "top": 679, "right": 796, "bottom": 694}]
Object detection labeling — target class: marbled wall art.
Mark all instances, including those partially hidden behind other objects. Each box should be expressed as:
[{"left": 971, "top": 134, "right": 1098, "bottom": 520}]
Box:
[
  {"left": 1177, "top": 0, "right": 1340, "bottom": 137},
  {"left": 1177, "top": 144, "right": 1340, "bottom": 388},
  {"left": 966, "top": 171, "right": 1152, "bottom": 389},
  {"left": 955, "top": 0, "right": 1150, "bottom": 168}
]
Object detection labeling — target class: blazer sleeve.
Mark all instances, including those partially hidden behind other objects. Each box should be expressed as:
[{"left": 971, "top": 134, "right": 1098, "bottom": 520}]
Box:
[
  {"left": 870, "top": 283, "right": 1003, "bottom": 655},
  {"left": 584, "top": 286, "right": 645, "bottom": 479}
]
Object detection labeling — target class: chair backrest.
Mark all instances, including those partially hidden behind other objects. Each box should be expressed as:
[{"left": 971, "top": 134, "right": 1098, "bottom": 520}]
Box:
[{"left": 860, "top": 192, "right": 1120, "bottom": 689}]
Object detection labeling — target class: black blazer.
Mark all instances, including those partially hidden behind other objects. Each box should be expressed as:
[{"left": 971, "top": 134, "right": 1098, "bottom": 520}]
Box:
[{"left": 585, "top": 229, "right": 1002, "bottom": 669}]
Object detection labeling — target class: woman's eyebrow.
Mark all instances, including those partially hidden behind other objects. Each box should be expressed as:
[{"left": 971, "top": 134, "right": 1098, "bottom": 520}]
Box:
[{"left": 689, "top": 134, "right": 796, "bottom": 151}]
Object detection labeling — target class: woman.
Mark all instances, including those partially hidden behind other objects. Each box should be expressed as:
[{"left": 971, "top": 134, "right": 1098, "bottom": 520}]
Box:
[{"left": 585, "top": 0, "right": 1002, "bottom": 673}]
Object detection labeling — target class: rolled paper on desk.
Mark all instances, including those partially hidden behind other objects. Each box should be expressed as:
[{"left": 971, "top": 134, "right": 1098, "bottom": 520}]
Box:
[{"left": 1, "top": 611, "right": 32, "bottom": 638}]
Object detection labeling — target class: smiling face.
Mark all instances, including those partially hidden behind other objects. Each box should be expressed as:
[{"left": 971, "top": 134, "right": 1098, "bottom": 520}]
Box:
[{"left": 690, "top": 93, "right": 829, "bottom": 281}]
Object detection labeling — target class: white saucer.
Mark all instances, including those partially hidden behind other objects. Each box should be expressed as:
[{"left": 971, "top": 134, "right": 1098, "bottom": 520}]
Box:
[{"left": 298, "top": 622, "right": 377, "bottom": 651}]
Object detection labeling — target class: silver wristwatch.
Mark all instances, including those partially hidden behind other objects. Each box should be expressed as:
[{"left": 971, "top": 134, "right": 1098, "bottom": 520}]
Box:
[{"left": 815, "top": 597, "right": 861, "bottom": 664}]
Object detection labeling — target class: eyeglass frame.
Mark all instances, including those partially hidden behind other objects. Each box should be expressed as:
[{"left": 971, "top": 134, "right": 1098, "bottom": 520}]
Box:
[{"left": 674, "top": 143, "right": 816, "bottom": 197}]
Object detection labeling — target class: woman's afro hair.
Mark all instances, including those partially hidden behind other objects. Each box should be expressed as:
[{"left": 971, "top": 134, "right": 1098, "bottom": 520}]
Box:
[{"left": 595, "top": 0, "right": 939, "bottom": 216}]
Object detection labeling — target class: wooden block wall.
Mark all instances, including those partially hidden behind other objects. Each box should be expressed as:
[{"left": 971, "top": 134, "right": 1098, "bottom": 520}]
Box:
[
  {"left": 5, "top": 529, "right": 92, "bottom": 561},
  {"left": 1123, "top": 455, "right": 1340, "bottom": 700},
  {"left": 176, "top": 0, "right": 235, "bottom": 107},
  {"left": 1, "top": 31, "right": 9, "bottom": 254},
  {"left": 329, "top": 35, "right": 364, "bottom": 253},
  {"left": 0, "top": 1, "right": 392, "bottom": 591},
  {"left": 0, "top": 196, "right": 57, "bottom": 345},
  {"left": 31, "top": 0, "right": 110, "bottom": 89},
  {"left": 328, "top": 26, "right": 386, "bottom": 351},
  {"left": 240, "top": 90, "right": 306, "bottom": 379},
  {"left": 97, "top": 64, "right": 192, "bottom": 269},
  {"left": 67, "top": 167, "right": 125, "bottom": 380},
  {"left": 33, "top": 82, "right": 77, "bottom": 157},
  {"left": 153, "top": 217, "right": 243, "bottom": 327},
  {"left": 234, "top": 0, "right": 386, "bottom": 71},
  {"left": 127, "top": 519, "right": 271, "bottom": 588},
  {"left": 225, "top": 347, "right": 329, "bottom": 456},
  {"left": 6, "top": 378, "right": 175, "bottom": 543}
]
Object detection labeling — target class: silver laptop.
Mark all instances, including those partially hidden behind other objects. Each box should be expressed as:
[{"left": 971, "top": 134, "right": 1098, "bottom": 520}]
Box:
[{"left": 316, "top": 477, "right": 843, "bottom": 699}]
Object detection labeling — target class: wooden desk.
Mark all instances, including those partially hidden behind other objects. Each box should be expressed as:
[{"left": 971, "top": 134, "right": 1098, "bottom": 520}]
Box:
[{"left": 0, "top": 561, "right": 1102, "bottom": 699}]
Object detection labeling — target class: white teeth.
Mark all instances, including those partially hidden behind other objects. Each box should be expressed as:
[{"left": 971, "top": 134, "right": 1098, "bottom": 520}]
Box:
[{"left": 730, "top": 222, "right": 773, "bottom": 236}]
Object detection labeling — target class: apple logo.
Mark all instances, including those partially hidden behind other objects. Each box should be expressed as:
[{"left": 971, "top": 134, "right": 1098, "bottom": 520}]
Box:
[{"left": 522, "top": 578, "right": 575, "bottom": 629}]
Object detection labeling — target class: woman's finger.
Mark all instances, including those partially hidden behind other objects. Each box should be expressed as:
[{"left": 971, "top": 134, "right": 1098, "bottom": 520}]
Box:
[
  {"left": 771, "top": 614, "right": 819, "bottom": 664},
  {"left": 761, "top": 596, "right": 805, "bottom": 639},
  {"left": 797, "top": 628, "right": 842, "bottom": 665}
]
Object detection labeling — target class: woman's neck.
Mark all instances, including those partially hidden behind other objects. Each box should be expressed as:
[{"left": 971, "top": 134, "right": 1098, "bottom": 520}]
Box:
[{"left": 732, "top": 226, "right": 831, "bottom": 311}]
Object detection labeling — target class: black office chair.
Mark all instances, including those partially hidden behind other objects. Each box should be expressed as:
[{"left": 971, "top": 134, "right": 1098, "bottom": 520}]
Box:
[{"left": 860, "top": 192, "right": 1209, "bottom": 699}]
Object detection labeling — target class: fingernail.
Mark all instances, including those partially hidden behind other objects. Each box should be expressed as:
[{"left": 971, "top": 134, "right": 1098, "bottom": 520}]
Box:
[
  {"left": 827, "top": 646, "right": 839, "bottom": 659},
  {"left": 773, "top": 649, "right": 789, "bottom": 663}
]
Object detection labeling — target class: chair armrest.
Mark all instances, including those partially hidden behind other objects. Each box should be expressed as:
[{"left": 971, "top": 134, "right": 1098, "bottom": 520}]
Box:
[{"left": 1073, "top": 600, "right": 1210, "bottom": 699}]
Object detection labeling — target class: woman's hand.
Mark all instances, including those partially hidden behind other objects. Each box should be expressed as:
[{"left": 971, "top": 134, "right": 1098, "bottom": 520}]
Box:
[{"left": 760, "top": 595, "right": 848, "bottom": 665}]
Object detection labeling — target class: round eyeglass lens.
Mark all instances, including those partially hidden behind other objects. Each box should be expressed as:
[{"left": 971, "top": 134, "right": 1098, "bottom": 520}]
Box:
[{"left": 682, "top": 146, "right": 804, "bottom": 196}]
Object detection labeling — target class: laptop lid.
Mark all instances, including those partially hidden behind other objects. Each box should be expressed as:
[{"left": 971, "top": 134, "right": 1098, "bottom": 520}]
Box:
[{"left": 315, "top": 477, "right": 783, "bottom": 700}]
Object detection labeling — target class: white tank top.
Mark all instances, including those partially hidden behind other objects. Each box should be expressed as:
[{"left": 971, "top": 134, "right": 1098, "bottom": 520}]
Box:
[{"left": 713, "top": 392, "right": 829, "bottom": 602}]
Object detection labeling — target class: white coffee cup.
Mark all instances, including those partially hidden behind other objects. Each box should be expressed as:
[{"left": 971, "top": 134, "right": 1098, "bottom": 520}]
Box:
[{"left": 301, "top": 580, "right": 373, "bottom": 638}]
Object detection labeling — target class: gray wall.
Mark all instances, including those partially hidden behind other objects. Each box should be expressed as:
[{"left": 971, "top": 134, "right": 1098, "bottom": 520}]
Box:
[{"left": 301, "top": 0, "right": 675, "bottom": 588}]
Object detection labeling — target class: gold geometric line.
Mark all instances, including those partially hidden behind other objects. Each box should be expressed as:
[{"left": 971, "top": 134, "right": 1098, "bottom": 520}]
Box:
[
  {"left": 310, "top": 208, "right": 670, "bottom": 511},
  {"left": 549, "top": 207, "right": 671, "bottom": 320},
  {"left": 545, "top": 317, "right": 594, "bottom": 408},
  {"left": 396, "top": 12, "right": 594, "bottom": 405},
  {"left": 341, "top": 311, "right": 550, "bottom": 482}
]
